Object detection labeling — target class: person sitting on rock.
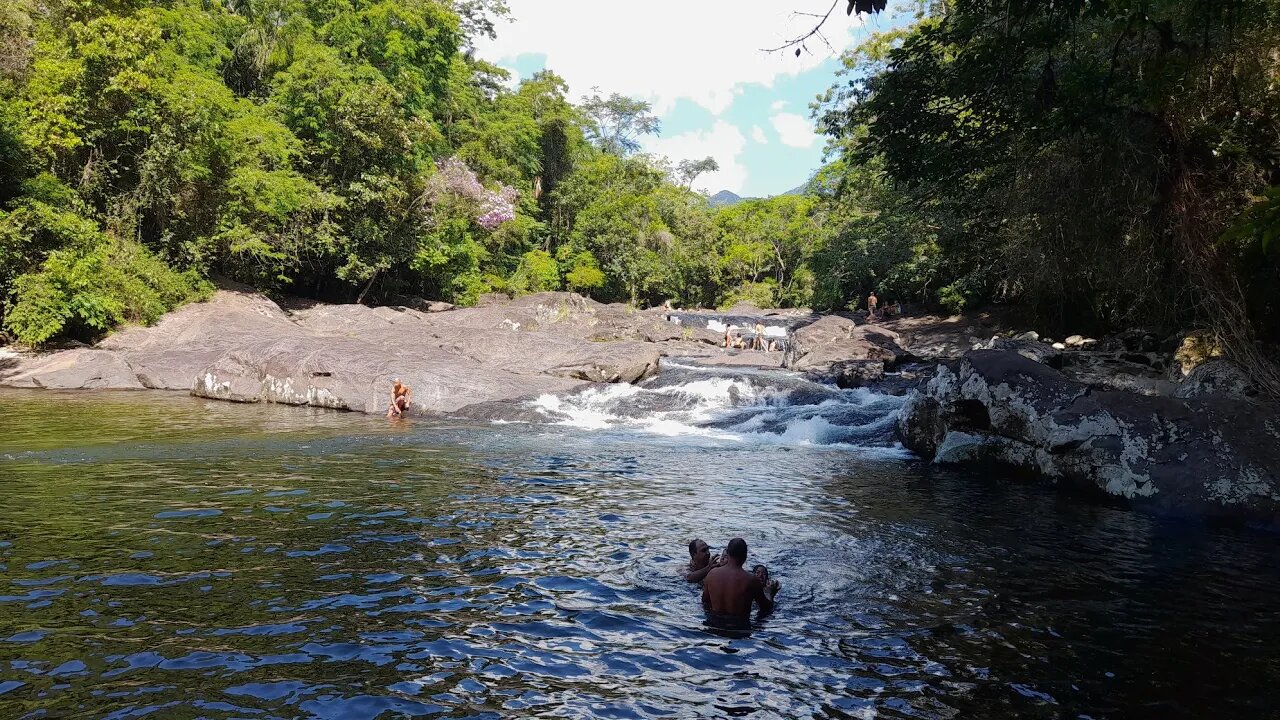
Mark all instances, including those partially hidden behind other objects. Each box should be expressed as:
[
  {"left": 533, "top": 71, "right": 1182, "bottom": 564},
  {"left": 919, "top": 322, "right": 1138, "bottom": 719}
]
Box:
[
  {"left": 387, "top": 378, "right": 412, "bottom": 417},
  {"left": 685, "top": 538, "right": 722, "bottom": 583},
  {"left": 702, "top": 538, "right": 779, "bottom": 618}
]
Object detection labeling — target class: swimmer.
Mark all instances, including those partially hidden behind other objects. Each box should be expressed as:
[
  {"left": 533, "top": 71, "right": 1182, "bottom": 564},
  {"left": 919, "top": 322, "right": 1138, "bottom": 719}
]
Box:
[
  {"left": 685, "top": 538, "right": 722, "bottom": 583},
  {"left": 702, "top": 538, "right": 779, "bottom": 617}
]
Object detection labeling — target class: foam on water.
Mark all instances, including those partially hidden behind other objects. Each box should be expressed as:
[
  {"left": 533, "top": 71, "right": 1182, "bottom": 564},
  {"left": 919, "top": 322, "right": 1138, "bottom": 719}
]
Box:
[{"left": 527, "top": 363, "right": 908, "bottom": 450}]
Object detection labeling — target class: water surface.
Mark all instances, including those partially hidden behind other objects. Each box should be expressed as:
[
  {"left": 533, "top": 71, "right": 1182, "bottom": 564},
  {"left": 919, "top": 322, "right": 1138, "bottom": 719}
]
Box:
[{"left": 0, "top": 382, "right": 1277, "bottom": 719}]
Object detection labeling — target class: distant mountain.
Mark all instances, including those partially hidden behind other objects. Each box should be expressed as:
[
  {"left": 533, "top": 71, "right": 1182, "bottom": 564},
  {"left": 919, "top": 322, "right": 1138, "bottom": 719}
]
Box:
[
  {"left": 709, "top": 189, "right": 747, "bottom": 207},
  {"left": 708, "top": 181, "right": 815, "bottom": 207}
]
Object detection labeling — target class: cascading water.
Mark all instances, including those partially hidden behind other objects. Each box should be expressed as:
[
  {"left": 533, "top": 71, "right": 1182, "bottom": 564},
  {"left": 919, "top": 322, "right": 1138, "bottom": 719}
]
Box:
[{"left": 525, "top": 361, "right": 909, "bottom": 452}]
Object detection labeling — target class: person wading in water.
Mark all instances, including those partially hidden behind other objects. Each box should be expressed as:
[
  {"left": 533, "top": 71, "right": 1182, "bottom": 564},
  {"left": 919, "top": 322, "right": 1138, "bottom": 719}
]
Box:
[
  {"left": 387, "top": 378, "right": 413, "bottom": 417},
  {"left": 702, "top": 538, "right": 779, "bottom": 618}
]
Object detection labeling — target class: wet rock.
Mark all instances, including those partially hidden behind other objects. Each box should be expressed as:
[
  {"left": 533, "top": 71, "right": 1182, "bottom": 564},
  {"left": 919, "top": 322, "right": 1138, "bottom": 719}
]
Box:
[
  {"left": 1014, "top": 331, "right": 1040, "bottom": 342},
  {"left": 1064, "top": 335, "right": 1086, "bottom": 347},
  {"left": 831, "top": 359, "right": 886, "bottom": 388},
  {"left": 898, "top": 350, "right": 1280, "bottom": 526}
]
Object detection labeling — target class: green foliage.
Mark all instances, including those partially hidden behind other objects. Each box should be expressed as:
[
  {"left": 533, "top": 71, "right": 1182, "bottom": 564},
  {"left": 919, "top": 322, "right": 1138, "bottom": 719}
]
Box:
[
  {"left": 509, "top": 249, "right": 560, "bottom": 294},
  {"left": 6, "top": 234, "right": 210, "bottom": 346},
  {"left": 814, "top": 0, "right": 1280, "bottom": 339},
  {"left": 563, "top": 251, "right": 606, "bottom": 295},
  {"left": 719, "top": 281, "right": 777, "bottom": 310},
  {"left": 0, "top": 0, "right": 847, "bottom": 346}
]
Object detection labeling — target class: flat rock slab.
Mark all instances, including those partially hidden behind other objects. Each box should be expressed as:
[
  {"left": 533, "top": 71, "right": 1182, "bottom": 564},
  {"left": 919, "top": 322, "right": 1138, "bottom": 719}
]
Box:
[{"left": 0, "top": 290, "right": 680, "bottom": 415}]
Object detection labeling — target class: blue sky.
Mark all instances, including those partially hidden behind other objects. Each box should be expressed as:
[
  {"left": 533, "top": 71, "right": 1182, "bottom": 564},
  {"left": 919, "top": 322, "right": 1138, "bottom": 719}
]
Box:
[{"left": 475, "top": 2, "right": 907, "bottom": 197}]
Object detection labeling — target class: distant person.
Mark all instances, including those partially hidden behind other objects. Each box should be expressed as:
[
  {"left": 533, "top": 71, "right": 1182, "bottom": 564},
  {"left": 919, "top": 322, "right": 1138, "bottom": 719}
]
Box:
[
  {"left": 685, "top": 538, "right": 721, "bottom": 583},
  {"left": 753, "top": 322, "right": 766, "bottom": 351},
  {"left": 723, "top": 326, "right": 733, "bottom": 349},
  {"left": 387, "top": 378, "right": 412, "bottom": 417},
  {"left": 867, "top": 291, "right": 879, "bottom": 320},
  {"left": 702, "top": 538, "right": 779, "bottom": 618}
]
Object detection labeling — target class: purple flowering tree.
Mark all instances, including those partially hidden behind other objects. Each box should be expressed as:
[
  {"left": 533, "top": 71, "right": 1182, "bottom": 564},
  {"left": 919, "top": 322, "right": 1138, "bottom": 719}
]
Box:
[{"left": 424, "top": 157, "right": 517, "bottom": 230}]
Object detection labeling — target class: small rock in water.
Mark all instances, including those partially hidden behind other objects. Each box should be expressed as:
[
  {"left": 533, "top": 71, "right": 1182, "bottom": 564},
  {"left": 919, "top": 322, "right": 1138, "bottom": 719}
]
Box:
[
  {"left": 1052, "top": 342, "right": 1066, "bottom": 350},
  {"left": 1064, "top": 334, "right": 1085, "bottom": 347},
  {"left": 1014, "top": 331, "right": 1039, "bottom": 342}
]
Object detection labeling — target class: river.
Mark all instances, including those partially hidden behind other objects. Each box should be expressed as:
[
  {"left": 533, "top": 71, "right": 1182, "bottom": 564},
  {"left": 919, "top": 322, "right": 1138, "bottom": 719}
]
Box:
[{"left": 1, "top": 363, "right": 1277, "bottom": 718}]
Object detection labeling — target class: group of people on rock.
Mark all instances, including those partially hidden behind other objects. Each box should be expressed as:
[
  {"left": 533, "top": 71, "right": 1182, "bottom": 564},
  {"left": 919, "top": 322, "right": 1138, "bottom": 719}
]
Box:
[
  {"left": 684, "top": 537, "right": 781, "bottom": 619},
  {"left": 866, "top": 291, "right": 903, "bottom": 321},
  {"left": 723, "top": 322, "right": 784, "bottom": 353}
]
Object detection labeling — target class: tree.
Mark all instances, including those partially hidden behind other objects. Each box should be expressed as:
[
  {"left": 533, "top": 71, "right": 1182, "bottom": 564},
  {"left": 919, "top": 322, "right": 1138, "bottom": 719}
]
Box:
[
  {"left": 676, "top": 156, "right": 719, "bottom": 189},
  {"left": 579, "top": 90, "right": 661, "bottom": 156}
]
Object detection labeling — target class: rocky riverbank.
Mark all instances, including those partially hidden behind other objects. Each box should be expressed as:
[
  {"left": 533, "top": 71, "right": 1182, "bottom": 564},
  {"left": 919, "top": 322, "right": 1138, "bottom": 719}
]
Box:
[
  {"left": 4, "top": 290, "right": 1276, "bottom": 526},
  {"left": 0, "top": 289, "right": 706, "bottom": 414}
]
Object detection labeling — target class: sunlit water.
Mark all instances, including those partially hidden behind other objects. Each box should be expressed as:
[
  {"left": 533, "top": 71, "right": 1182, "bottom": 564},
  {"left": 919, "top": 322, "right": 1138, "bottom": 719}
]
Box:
[{"left": 1, "top": 367, "right": 1278, "bottom": 719}]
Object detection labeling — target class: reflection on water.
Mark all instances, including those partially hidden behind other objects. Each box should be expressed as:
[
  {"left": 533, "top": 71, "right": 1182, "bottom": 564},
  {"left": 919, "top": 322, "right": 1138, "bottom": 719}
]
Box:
[{"left": 0, "top": 389, "right": 1277, "bottom": 718}]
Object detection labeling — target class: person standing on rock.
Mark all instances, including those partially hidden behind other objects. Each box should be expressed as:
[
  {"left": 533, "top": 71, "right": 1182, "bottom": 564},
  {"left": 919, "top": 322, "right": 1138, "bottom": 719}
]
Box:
[
  {"left": 387, "top": 378, "right": 412, "bottom": 417},
  {"left": 753, "top": 322, "right": 766, "bottom": 351},
  {"left": 867, "top": 291, "right": 879, "bottom": 320}
]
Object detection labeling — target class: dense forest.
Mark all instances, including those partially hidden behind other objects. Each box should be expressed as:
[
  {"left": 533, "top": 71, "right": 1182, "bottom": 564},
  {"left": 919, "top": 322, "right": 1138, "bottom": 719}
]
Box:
[
  {"left": 0, "top": 0, "right": 827, "bottom": 346},
  {"left": 1, "top": 0, "right": 1278, "bottom": 390}
]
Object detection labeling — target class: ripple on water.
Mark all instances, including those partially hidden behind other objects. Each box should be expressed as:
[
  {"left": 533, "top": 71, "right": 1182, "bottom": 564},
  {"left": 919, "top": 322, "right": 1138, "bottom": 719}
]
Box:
[{"left": 0, "top": 389, "right": 1277, "bottom": 718}]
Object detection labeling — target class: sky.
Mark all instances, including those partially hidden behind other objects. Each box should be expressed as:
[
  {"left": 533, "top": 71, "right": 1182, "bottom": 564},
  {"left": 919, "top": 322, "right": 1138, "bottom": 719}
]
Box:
[{"left": 473, "top": 1, "right": 904, "bottom": 197}]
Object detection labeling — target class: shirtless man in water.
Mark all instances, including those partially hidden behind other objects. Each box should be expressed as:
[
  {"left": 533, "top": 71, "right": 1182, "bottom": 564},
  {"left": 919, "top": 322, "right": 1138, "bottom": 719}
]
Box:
[
  {"left": 702, "top": 538, "right": 779, "bottom": 617},
  {"left": 684, "top": 538, "right": 722, "bottom": 583},
  {"left": 387, "top": 378, "right": 412, "bottom": 417}
]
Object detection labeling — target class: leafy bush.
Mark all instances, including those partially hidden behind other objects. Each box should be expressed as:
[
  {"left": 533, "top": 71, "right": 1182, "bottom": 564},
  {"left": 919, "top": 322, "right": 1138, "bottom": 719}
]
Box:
[
  {"left": 509, "top": 249, "right": 559, "bottom": 294},
  {"left": 5, "top": 237, "right": 211, "bottom": 346},
  {"left": 719, "top": 280, "right": 776, "bottom": 310},
  {"left": 562, "top": 251, "right": 605, "bottom": 295}
]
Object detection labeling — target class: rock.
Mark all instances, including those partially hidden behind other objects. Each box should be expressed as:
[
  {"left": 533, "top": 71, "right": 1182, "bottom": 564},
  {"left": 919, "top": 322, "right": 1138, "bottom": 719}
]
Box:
[
  {"left": 897, "top": 350, "right": 1280, "bottom": 526},
  {"left": 1100, "top": 328, "right": 1161, "bottom": 353},
  {"left": 1059, "top": 352, "right": 1176, "bottom": 396},
  {"left": 1014, "top": 330, "right": 1040, "bottom": 342},
  {"left": 1174, "top": 359, "right": 1258, "bottom": 401},
  {"left": 971, "top": 337, "right": 1062, "bottom": 368},
  {"left": 830, "top": 359, "right": 885, "bottom": 388},
  {"left": 1051, "top": 342, "right": 1066, "bottom": 350},
  {"left": 4, "top": 349, "right": 146, "bottom": 390},
  {"left": 0, "top": 289, "right": 686, "bottom": 415},
  {"left": 1171, "top": 330, "right": 1224, "bottom": 379},
  {"left": 784, "top": 315, "right": 907, "bottom": 380},
  {"left": 1064, "top": 335, "right": 1085, "bottom": 347}
]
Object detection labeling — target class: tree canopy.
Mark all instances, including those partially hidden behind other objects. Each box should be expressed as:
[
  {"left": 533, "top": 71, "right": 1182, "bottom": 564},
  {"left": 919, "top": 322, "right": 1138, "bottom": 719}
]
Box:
[{"left": 0, "top": 0, "right": 828, "bottom": 345}]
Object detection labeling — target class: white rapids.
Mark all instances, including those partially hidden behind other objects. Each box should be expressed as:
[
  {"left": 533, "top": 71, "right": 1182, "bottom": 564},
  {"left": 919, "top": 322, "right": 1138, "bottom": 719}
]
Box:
[{"left": 526, "top": 362, "right": 910, "bottom": 453}]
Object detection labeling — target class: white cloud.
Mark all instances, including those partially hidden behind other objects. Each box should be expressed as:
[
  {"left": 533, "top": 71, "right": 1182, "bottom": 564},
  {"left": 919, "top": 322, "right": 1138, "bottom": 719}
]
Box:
[
  {"left": 476, "top": 1, "right": 864, "bottom": 115},
  {"left": 770, "top": 100, "right": 788, "bottom": 111},
  {"left": 645, "top": 121, "right": 748, "bottom": 194},
  {"left": 751, "top": 125, "right": 768, "bottom": 144},
  {"left": 770, "top": 112, "right": 817, "bottom": 148}
]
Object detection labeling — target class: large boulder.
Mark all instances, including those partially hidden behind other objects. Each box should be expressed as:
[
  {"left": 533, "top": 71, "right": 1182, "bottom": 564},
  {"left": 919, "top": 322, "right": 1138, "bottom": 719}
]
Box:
[
  {"left": 0, "top": 289, "right": 684, "bottom": 415},
  {"left": 784, "top": 315, "right": 907, "bottom": 380},
  {"left": 1174, "top": 359, "right": 1258, "bottom": 400},
  {"left": 898, "top": 350, "right": 1280, "bottom": 526}
]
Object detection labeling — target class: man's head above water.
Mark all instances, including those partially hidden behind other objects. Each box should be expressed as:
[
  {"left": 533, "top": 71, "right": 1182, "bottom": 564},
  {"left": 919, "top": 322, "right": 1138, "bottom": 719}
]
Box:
[
  {"left": 724, "top": 538, "right": 748, "bottom": 566},
  {"left": 688, "top": 538, "right": 711, "bottom": 568}
]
